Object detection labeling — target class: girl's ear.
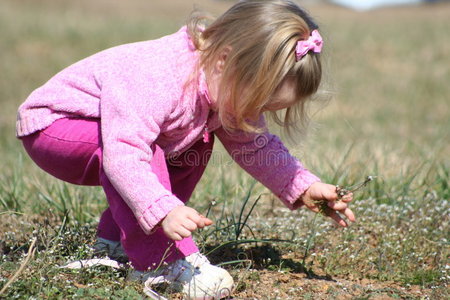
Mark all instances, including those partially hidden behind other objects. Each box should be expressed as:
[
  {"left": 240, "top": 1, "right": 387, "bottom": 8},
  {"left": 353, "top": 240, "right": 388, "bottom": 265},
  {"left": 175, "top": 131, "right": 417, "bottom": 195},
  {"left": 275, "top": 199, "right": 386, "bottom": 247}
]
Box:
[{"left": 214, "top": 46, "right": 232, "bottom": 74}]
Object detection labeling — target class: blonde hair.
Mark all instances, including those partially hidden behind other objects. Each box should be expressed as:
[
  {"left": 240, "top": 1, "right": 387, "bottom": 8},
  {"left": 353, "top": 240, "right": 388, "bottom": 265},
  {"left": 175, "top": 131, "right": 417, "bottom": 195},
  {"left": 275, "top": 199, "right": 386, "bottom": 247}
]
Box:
[{"left": 187, "top": 0, "right": 322, "bottom": 134}]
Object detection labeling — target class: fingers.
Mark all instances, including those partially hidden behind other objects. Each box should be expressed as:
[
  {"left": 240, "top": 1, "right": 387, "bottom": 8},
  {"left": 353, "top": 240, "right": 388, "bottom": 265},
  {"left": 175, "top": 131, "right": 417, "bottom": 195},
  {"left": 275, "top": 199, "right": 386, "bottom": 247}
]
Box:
[
  {"left": 342, "top": 207, "right": 356, "bottom": 222},
  {"left": 328, "top": 211, "right": 348, "bottom": 227},
  {"left": 164, "top": 226, "right": 187, "bottom": 241},
  {"left": 187, "top": 212, "right": 213, "bottom": 228},
  {"left": 327, "top": 200, "right": 348, "bottom": 211},
  {"left": 182, "top": 214, "right": 213, "bottom": 231},
  {"left": 340, "top": 192, "right": 353, "bottom": 202},
  {"left": 203, "top": 217, "right": 213, "bottom": 226},
  {"left": 324, "top": 186, "right": 355, "bottom": 226},
  {"left": 182, "top": 218, "right": 199, "bottom": 232},
  {"left": 322, "top": 184, "right": 339, "bottom": 201},
  {"left": 176, "top": 226, "right": 193, "bottom": 240},
  {"left": 306, "top": 182, "right": 354, "bottom": 203},
  {"left": 198, "top": 216, "right": 213, "bottom": 227},
  {"left": 165, "top": 220, "right": 198, "bottom": 241},
  {"left": 162, "top": 207, "right": 214, "bottom": 241},
  {"left": 323, "top": 197, "right": 356, "bottom": 227},
  {"left": 170, "top": 233, "right": 183, "bottom": 241},
  {"left": 326, "top": 207, "right": 356, "bottom": 227},
  {"left": 162, "top": 223, "right": 187, "bottom": 241}
]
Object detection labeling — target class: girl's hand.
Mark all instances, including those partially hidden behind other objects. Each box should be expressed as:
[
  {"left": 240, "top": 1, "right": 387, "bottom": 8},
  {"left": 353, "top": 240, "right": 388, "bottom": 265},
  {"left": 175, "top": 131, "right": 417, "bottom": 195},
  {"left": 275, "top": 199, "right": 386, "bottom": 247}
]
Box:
[
  {"left": 301, "top": 182, "right": 356, "bottom": 227},
  {"left": 161, "top": 206, "right": 213, "bottom": 241}
]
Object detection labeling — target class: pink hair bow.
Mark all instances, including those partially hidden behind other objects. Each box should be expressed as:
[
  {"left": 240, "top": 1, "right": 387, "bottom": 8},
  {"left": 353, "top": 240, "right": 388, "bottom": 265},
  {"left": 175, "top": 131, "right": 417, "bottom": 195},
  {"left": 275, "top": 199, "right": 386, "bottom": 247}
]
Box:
[{"left": 295, "top": 30, "right": 323, "bottom": 61}]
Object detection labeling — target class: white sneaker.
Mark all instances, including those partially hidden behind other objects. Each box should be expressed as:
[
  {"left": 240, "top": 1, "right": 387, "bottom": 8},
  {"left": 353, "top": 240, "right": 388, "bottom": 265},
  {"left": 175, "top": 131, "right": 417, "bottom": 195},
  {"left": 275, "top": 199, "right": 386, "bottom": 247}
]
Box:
[
  {"left": 129, "top": 252, "right": 234, "bottom": 300},
  {"left": 93, "top": 237, "right": 128, "bottom": 263}
]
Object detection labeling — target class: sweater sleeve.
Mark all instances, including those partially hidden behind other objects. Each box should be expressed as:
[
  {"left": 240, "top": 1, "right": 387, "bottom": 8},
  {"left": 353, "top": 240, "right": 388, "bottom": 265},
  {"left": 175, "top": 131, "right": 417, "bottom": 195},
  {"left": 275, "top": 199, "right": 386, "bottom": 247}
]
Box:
[
  {"left": 100, "top": 75, "right": 184, "bottom": 235},
  {"left": 214, "top": 116, "right": 320, "bottom": 210}
]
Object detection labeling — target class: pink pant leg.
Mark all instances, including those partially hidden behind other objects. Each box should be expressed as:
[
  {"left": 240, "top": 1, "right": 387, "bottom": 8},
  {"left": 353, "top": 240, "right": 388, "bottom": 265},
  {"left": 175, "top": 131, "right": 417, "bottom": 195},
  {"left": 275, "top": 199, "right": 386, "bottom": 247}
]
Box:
[
  {"left": 97, "top": 208, "right": 121, "bottom": 241},
  {"left": 21, "top": 118, "right": 102, "bottom": 186},
  {"left": 99, "top": 133, "right": 215, "bottom": 246},
  {"left": 21, "top": 118, "right": 214, "bottom": 271},
  {"left": 99, "top": 143, "right": 200, "bottom": 271},
  {"left": 106, "top": 137, "right": 215, "bottom": 270},
  {"left": 21, "top": 118, "right": 121, "bottom": 240},
  {"left": 168, "top": 137, "right": 214, "bottom": 203}
]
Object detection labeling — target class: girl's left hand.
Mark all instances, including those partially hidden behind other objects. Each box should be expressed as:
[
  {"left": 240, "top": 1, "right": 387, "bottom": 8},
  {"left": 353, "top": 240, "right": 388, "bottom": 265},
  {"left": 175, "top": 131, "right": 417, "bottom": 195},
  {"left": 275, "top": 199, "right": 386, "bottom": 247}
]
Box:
[{"left": 301, "top": 182, "right": 356, "bottom": 227}]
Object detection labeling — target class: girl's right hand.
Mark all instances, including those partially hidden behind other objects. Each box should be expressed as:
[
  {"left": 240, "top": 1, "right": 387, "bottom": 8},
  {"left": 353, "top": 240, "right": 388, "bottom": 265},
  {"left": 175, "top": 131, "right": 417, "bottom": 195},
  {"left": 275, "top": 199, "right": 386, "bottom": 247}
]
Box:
[
  {"left": 302, "top": 182, "right": 356, "bottom": 227},
  {"left": 161, "top": 206, "right": 213, "bottom": 241}
]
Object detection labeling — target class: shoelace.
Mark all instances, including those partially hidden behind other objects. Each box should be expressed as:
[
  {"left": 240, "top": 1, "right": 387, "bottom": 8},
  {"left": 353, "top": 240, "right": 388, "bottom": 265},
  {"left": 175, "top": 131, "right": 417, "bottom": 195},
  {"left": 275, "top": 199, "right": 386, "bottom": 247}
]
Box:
[{"left": 185, "top": 252, "right": 210, "bottom": 268}]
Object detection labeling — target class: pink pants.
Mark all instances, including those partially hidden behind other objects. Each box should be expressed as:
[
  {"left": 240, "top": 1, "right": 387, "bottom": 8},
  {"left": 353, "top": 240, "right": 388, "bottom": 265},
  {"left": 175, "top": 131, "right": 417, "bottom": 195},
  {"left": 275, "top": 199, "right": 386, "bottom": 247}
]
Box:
[{"left": 21, "top": 118, "right": 214, "bottom": 271}]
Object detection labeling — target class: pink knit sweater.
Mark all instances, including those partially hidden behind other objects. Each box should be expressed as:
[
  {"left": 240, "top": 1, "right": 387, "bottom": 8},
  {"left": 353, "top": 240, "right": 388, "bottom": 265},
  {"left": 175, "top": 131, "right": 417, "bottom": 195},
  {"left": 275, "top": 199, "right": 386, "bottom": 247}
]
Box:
[{"left": 16, "top": 27, "right": 320, "bottom": 234}]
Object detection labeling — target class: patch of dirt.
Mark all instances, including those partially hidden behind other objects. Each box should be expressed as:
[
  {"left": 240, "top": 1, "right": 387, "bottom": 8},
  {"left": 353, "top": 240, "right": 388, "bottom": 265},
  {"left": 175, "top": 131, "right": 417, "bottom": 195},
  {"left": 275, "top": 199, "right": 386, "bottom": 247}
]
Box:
[
  {"left": 201, "top": 243, "right": 446, "bottom": 299},
  {"left": 231, "top": 270, "right": 440, "bottom": 299}
]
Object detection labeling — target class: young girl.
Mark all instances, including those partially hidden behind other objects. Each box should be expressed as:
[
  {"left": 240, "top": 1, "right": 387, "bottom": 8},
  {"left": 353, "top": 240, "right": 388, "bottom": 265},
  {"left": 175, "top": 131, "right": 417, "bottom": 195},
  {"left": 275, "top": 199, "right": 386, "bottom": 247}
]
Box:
[{"left": 16, "top": 0, "right": 355, "bottom": 298}]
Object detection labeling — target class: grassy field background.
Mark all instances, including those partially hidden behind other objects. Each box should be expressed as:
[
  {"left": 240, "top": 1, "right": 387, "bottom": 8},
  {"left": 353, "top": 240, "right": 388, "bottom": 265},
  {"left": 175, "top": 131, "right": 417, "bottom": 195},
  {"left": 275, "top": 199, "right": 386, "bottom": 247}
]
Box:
[{"left": 0, "top": 0, "right": 449, "bottom": 299}]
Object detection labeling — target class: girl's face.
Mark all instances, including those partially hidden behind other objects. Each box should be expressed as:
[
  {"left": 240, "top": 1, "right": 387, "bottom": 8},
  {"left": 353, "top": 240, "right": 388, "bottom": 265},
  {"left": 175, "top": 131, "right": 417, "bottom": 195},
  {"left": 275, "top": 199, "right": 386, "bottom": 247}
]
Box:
[{"left": 262, "top": 79, "right": 297, "bottom": 112}]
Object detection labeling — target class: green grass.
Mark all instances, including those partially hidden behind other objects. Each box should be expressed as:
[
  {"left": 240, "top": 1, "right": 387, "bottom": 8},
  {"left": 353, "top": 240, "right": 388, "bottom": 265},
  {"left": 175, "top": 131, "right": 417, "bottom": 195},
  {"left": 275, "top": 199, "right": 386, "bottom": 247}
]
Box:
[{"left": 1, "top": 0, "right": 449, "bottom": 299}]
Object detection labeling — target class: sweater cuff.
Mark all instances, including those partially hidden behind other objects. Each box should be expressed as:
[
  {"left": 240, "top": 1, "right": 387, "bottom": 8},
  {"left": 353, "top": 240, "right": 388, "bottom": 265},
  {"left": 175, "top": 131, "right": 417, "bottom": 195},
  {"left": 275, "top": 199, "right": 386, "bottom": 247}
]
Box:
[
  {"left": 279, "top": 168, "right": 321, "bottom": 210},
  {"left": 137, "top": 195, "right": 185, "bottom": 234}
]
